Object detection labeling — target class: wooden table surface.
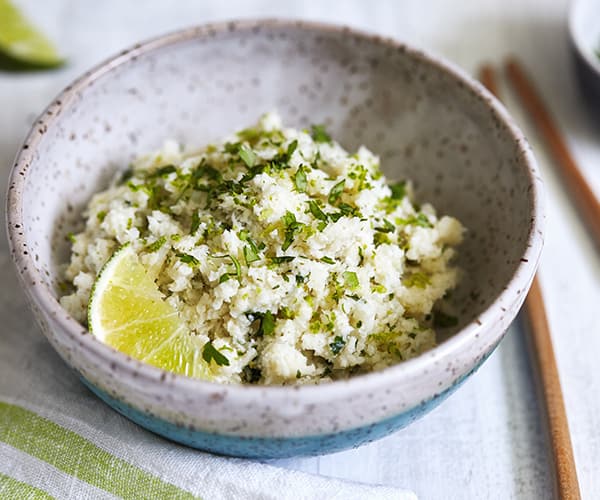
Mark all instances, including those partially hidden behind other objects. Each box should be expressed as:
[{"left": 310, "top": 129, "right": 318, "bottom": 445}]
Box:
[{"left": 1, "top": 1, "right": 598, "bottom": 498}]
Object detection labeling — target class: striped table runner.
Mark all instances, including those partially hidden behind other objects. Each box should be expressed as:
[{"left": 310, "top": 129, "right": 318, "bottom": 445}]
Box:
[{"left": 0, "top": 262, "right": 413, "bottom": 500}]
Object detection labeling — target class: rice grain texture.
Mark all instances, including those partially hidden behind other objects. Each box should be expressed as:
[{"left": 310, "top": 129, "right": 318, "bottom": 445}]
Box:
[{"left": 61, "top": 113, "right": 464, "bottom": 384}]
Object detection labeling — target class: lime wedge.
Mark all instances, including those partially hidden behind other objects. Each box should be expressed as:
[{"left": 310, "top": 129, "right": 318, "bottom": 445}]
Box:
[
  {"left": 88, "top": 244, "right": 210, "bottom": 379},
  {"left": 0, "top": 0, "right": 64, "bottom": 67}
]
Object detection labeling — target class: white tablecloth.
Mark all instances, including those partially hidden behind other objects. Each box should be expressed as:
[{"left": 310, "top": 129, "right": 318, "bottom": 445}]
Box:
[{"left": 2, "top": 1, "right": 598, "bottom": 498}]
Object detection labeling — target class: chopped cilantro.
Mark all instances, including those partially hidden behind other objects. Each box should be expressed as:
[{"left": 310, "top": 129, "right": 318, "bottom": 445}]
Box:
[
  {"left": 311, "top": 124, "right": 331, "bottom": 143},
  {"left": 328, "top": 180, "right": 345, "bottom": 204},
  {"left": 398, "top": 213, "right": 433, "bottom": 228},
  {"left": 145, "top": 236, "right": 166, "bottom": 253},
  {"left": 246, "top": 310, "right": 276, "bottom": 336},
  {"left": 375, "top": 219, "right": 395, "bottom": 233},
  {"left": 337, "top": 202, "right": 360, "bottom": 217},
  {"left": 270, "top": 256, "right": 295, "bottom": 264},
  {"left": 190, "top": 212, "right": 201, "bottom": 234},
  {"left": 320, "top": 256, "right": 335, "bottom": 264},
  {"left": 243, "top": 244, "right": 260, "bottom": 265},
  {"left": 239, "top": 144, "right": 257, "bottom": 167},
  {"left": 151, "top": 164, "right": 177, "bottom": 177},
  {"left": 358, "top": 246, "right": 365, "bottom": 265},
  {"left": 224, "top": 141, "right": 240, "bottom": 154},
  {"left": 202, "top": 341, "right": 230, "bottom": 366},
  {"left": 262, "top": 310, "right": 275, "bottom": 335},
  {"left": 281, "top": 211, "right": 303, "bottom": 251},
  {"left": 414, "top": 213, "right": 433, "bottom": 228},
  {"left": 214, "top": 254, "right": 242, "bottom": 281},
  {"left": 237, "top": 127, "right": 261, "bottom": 142},
  {"left": 177, "top": 252, "right": 200, "bottom": 266},
  {"left": 373, "top": 232, "right": 391, "bottom": 246},
  {"left": 67, "top": 232, "right": 76, "bottom": 243},
  {"left": 330, "top": 336, "right": 346, "bottom": 355},
  {"left": 307, "top": 200, "right": 328, "bottom": 221},
  {"left": 192, "top": 162, "right": 221, "bottom": 186},
  {"left": 434, "top": 311, "right": 459, "bottom": 328},
  {"left": 343, "top": 271, "right": 359, "bottom": 290},
  {"left": 389, "top": 181, "right": 406, "bottom": 200},
  {"left": 285, "top": 139, "right": 298, "bottom": 160},
  {"left": 295, "top": 274, "right": 306, "bottom": 284},
  {"left": 294, "top": 166, "right": 307, "bottom": 193},
  {"left": 96, "top": 210, "right": 107, "bottom": 223}
]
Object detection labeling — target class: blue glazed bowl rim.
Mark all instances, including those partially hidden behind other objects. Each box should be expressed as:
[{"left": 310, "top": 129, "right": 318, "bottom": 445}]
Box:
[{"left": 6, "top": 18, "right": 545, "bottom": 404}]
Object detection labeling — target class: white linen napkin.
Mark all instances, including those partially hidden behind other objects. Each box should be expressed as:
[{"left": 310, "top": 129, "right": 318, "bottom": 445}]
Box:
[{"left": 0, "top": 252, "right": 415, "bottom": 500}]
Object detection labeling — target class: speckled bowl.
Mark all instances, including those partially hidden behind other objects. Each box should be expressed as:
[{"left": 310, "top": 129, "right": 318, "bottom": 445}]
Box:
[{"left": 6, "top": 20, "right": 544, "bottom": 458}]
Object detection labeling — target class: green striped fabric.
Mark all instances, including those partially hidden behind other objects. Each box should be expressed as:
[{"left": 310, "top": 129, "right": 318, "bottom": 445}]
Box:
[
  {"left": 0, "top": 401, "right": 200, "bottom": 499},
  {"left": 0, "top": 472, "right": 55, "bottom": 500}
]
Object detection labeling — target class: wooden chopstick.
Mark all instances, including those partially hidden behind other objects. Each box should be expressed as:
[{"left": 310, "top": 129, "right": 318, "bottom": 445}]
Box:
[
  {"left": 479, "top": 64, "right": 581, "bottom": 500},
  {"left": 505, "top": 58, "right": 600, "bottom": 249}
]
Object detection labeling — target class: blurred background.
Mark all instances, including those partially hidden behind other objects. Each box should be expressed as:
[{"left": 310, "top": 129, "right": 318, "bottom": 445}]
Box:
[{"left": 1, "top": 1, "right": 599, "bottom": 498}]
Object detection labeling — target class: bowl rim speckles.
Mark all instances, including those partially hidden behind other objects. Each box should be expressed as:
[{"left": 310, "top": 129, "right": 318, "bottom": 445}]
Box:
[{"left": 6, "top": 19, "right": 544, "bottom": 408}]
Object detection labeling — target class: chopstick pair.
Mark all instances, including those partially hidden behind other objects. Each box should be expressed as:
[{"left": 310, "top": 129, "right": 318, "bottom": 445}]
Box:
[{"left": 478, "top": 60, "right": 588, "bottom": 500}]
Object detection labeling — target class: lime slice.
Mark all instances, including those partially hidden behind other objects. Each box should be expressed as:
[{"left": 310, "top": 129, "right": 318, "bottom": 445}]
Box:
[
  {"left": 0, "top": 0, "right": 64, "bottom": 67},
  {"left": 88, "top": 244, "right": 210, "bottom": 379}
]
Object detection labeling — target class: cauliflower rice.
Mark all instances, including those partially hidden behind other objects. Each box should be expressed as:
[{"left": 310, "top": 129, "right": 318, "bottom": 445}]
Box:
[{"left": 61, "top": 113, "right": 464, "bottom": 385}]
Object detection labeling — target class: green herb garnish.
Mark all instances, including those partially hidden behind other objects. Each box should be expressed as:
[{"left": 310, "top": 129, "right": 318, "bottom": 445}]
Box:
[
  {"left": 151, "top": 164, "right": 177, "bottom": 177},
  {"left": 311, "top": 124, "right": 331, "bottom": 143},
  {"left": 389, "top": 181, "right": 406, "bottom": 200},
  {"left": 328, "top": 180, "right": 345, "bottom": 204},
  {"left": 96, "top": 210, "right": 107, "bottom": 222},
  {"left": 246, "top": 310, "right": 276, "bottom": 336},
  {"left": 343, "top": 271, "right": 359, "bottom": 290},
  {"left": 190, "top": 212, "right": 201, "bottom": 234},
  {"left": 398, "top": 213, "right": 433, "bottom": 228},
  {"left": 145, "top": 236, "right": 166, "bottom": 253},
  {"left": 330, "top": 336, "right": 346, "bottom": 355},
  {"left": 320, "top": 256, "right": 335, "bottom": 265},
  {"left": 214, "top": 254, "right": 242, "bottom": 281},
  {"left": 294, "top": 166, "right": 307, "bottom": 193},
  {"left": 270, "top": 256, "right": 295, "bottom": 264},
  {"left": 261, "top": 310, "right": 275, "bottom": 335},
  {"left": 307, "top": 200, "right": 328, "bottom": 221},
  {"left": 243, "top": 244, "right": 260, "bottom": 265},
  {"left": 281, "top": 211, "right": 303, "bottom": 251},
  {"left": 375, "top": 219, "right": 395, "bottom": 233},
  {"left": 202, "top": 341, "right": 230, "bottom": 366},
  {"left": 239, "top": 144, "right": 257, "bottom": 167},
  {"left": 285, "top": 139, "right": 298, "bottom": 160},
  {"left": 177, "top": 252, "right": 200, "bottom": 266}
]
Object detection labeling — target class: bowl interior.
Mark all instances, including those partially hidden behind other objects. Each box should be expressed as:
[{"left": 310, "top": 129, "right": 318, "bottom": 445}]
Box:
[{"left": 18, "top": 22, "right": 535, "bottom": 347}]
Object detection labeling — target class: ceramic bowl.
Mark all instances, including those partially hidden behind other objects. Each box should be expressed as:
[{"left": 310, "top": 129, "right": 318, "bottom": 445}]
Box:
[
  {"left": 6, "top": 20, "right": 544, "bottom": 458},
  {"left": 569, "top": 0, "right": 600, "bottom": 106}
]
